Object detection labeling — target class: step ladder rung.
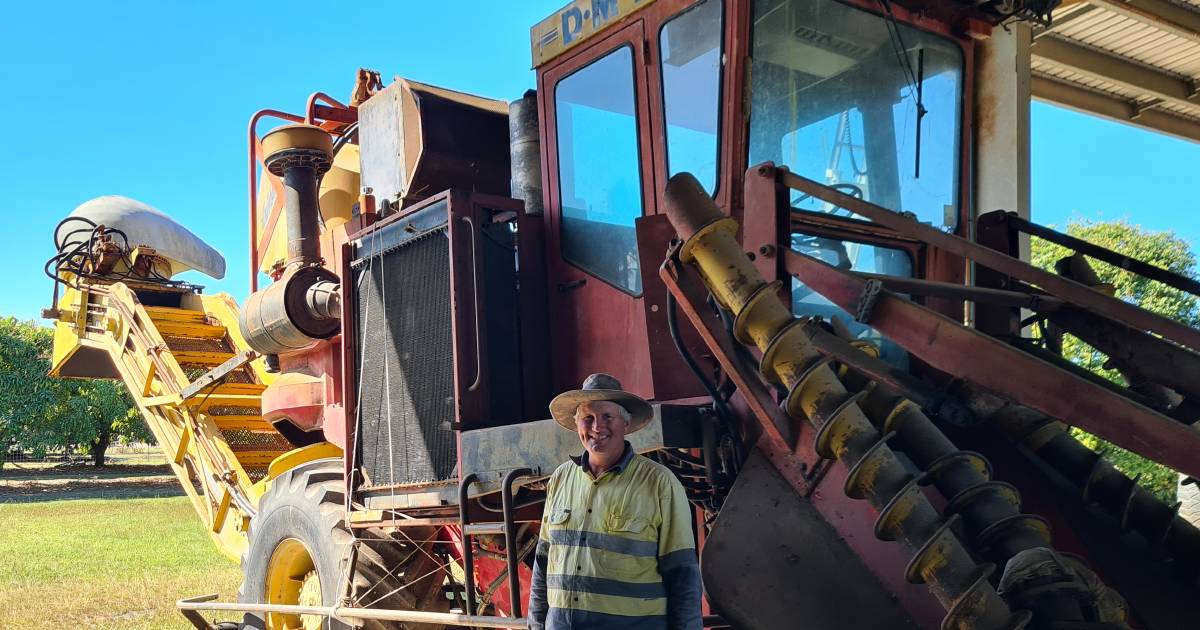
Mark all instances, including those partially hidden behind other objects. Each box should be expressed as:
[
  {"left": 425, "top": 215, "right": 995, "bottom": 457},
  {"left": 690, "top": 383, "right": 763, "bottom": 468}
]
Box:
[
  {"left": 233, "top": 450, "right": 287, "bottom": 467},
  {"left": 157, "top": 320, "right": 227, "bottom": 339},
  {"left": 201, "top": 382, "right": 266, "bottom": 396},
  {"left": 144, "top": 306, "right": 206, "bottom": 323},
  {"left": 189, "top": 394, "right": 262, "bottom": 411},
  {"left": 462, "top": 523, "right": 507, "bottom": 536},
  {"left": 174, "top": 350, "right": 237, "bottom": 367},
  {"left": 209, "top": 415, "right": 273, "bottom": 432}
]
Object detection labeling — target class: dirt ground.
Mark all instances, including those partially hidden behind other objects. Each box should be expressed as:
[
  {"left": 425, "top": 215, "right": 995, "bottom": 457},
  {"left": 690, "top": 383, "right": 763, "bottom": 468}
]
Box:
[{"left": 0, "top": 463, "right": 182, "bottom": 502}]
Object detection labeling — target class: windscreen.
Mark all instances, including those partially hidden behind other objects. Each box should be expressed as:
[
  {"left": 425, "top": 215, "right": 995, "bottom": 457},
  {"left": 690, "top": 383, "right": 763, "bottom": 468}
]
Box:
[{"left": 748, "top": 0, "right": 963, "bottom": 229}]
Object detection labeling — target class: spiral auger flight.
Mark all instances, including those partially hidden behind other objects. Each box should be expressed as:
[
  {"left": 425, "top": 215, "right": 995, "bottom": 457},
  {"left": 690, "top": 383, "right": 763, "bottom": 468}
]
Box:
[{"left": 662, "top": 171, "right": 1136, "bottom": 630}]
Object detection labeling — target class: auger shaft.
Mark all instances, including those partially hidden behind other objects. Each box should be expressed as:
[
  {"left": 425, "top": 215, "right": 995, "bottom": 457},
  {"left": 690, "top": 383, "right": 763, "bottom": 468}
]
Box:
[{"left": 663, "top": 172, "right": 1026, "bottom": 630}]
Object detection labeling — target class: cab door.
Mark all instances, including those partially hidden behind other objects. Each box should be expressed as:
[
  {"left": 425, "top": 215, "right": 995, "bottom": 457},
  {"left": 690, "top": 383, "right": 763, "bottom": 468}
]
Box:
[{"left": 540, "top": 20, "right": 658, "bottom": 397}]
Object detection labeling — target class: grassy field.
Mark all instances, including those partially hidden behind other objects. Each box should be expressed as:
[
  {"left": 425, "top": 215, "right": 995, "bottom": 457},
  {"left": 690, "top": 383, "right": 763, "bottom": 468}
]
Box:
[{"left": 0, "top": 490, "right": 242, "bottom": 628}]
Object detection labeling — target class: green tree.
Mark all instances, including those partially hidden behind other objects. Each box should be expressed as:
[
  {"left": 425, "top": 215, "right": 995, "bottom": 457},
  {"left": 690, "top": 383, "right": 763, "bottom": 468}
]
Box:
[
  {"left": 0, "top": 317, "right": 147, "bottom": 467},
  {"left": 1031, "top": 219, "right": 1199, "bottom": 501}
]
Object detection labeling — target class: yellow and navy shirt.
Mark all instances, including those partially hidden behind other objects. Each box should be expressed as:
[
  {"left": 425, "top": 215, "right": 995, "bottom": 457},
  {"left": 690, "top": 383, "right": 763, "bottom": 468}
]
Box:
[{"left": 529, "top": 443, "right": 702, "bottom": 630}]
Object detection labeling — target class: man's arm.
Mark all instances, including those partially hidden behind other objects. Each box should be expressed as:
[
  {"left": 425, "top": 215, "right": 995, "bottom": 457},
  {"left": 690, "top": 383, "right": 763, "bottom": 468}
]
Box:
[
  {"left": 529, "top": 537, "right": 550, "bottom": 629},
  {"left": 658, "top": 475, "right": 703, "bottom": 630},
  {"left": 528, "top": 473, "right": 557, "bottom": 630}
]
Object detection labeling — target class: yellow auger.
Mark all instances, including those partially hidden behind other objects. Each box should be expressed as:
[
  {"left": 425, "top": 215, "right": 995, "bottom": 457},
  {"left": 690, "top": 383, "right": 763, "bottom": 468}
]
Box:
[{"left": 662, "top": 171, "right": 1028, "bottom": 630}]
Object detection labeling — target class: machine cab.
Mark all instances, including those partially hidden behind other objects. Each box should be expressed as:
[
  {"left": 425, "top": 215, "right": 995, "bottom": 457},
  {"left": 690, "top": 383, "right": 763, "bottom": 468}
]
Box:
[{"left": 533, "top": 0, "right": 985, "bottom": 390}]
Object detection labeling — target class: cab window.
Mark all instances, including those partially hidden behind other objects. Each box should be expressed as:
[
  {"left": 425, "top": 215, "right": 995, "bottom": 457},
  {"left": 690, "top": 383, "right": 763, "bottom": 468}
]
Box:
[
  {"left": 555, "top": 45, "right": 644, "bottom": 295},
  {"left": 748, "top": 0, "right": 963, "bottom": 229},
  {"left": 660, "top": 0, "right": 723, "bottom": 195},
  {"left": 792, "top": 233, "right": 912, "bottom": 367}
]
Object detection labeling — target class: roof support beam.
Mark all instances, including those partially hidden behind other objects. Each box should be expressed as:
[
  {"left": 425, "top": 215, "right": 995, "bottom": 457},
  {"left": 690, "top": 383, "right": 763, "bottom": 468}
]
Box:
[
  {"left": 1032, "top": 36, "right": 1200, "bottom": 110},
  {"left": 1032, "top": 75, "right": 1200, "bottom": 143},
  {"left": 1090, "top": 0, "right": 1200, "bottom": 46},
  {"left": 1036, "top": 3, "right": 1099, "bottom": 39}
]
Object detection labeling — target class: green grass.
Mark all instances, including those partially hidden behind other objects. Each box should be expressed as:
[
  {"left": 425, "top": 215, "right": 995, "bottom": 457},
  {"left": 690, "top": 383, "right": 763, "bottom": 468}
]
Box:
[{"left": 0, "top": 496, "right": 241, "bottom": 629}]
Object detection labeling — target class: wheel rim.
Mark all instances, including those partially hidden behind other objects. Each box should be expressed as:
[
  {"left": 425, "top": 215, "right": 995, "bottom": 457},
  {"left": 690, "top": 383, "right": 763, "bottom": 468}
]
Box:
[{"left": 265, "top": 538, "right": 323, "bottom": 630}]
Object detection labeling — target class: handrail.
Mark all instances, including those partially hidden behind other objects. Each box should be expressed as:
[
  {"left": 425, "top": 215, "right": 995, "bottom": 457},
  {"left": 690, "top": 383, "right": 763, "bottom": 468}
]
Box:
[
  {"left": 459, "top": 469, "right": 534, "bottom": 618},
  {"left": 305, "top": 91, "right": 348, "bottom": 124},
  {"left": 772, "top": 165, "right": 1200, "bottom": 353},
  {"left": 1000, "top": 211, "right": 1200, "bottom": 297},
  {"left": 177, "top": 594, "right": 529, "bottom": 629},
  {"left": 246, "top": 98, "right": 357, "bottom": 292},
  {"left": 247, "top": 109, "right": 305, "bottom": 293}
]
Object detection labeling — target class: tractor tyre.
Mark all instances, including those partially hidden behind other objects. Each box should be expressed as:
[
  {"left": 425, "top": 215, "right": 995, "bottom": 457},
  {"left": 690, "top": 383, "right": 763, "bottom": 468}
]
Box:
[{"left": 239, "top": 458, "right": 448, "bottom": 630}]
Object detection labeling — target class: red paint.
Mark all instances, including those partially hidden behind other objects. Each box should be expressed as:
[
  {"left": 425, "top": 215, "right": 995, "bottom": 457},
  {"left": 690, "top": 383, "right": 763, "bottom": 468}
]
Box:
[
  {"left": 661, "top": 258, "right": 946, "bottom": 627},
  {"left": 539, "top": 19, "right": 658, "bottom": 398},
  {"left": 261, "top": 373, "right": 324, "bottom": 431},
  {"left": 783, "top": 247, "right": 1200, "bottom": 479}
]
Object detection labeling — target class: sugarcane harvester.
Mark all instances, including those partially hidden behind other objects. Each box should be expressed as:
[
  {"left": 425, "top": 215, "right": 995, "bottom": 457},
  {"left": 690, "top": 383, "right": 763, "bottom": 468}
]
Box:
[{"left": 41, "top": 0, "right": 1200, "bottom": 627}]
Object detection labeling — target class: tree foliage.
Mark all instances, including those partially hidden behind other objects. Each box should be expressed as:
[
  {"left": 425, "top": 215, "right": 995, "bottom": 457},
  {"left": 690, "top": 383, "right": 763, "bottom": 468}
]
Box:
[
  {"left": 1030, "top": 219, "right": 1199, "bottom": 501},
  {"left": 0, "top": 317, "right": 147, "bottom": 467}
]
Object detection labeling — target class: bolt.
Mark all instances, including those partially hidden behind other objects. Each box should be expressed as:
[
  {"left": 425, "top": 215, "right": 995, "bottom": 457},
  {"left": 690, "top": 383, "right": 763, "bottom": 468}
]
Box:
[{"left": 759, "top": 244, "right": 777, "bottom": 258}]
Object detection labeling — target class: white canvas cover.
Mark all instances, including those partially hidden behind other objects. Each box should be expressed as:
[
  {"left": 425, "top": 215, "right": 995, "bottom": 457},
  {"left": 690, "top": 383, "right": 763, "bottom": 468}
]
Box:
[{"left": 57, "top": 195, "right": 226, "bottom": 280}]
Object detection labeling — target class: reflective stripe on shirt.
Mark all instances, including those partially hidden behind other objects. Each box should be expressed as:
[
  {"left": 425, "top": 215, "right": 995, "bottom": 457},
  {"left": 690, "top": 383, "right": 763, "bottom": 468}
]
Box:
[{"left": 529, "top": 446, "right": 701, "bottom": 630}]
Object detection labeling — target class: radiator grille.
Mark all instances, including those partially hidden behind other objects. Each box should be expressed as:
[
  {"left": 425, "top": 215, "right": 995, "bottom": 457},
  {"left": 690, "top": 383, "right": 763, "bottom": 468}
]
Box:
[{"left": 355, "top": 229, "right": 457, "bottom": 486}]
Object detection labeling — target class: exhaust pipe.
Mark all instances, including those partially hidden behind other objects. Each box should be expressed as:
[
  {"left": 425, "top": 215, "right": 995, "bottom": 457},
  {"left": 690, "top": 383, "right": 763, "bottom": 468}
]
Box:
[
  {"left": 240, "top": 124, "right": 341, "bottom": 356},
  {"left": 508, "top": 90, "right": 542, "bottom": 215}
]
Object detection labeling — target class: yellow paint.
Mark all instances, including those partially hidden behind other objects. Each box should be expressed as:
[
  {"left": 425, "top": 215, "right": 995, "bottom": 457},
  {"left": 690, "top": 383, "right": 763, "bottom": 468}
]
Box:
[
  {"left": 256, "top": 171, "right": 288, "bottom": 275},
  {"left": 348, "top": 509, "right": 385, "bottom": 523},
  {"left": 265, "top": 538, "right": 320, "bottom": 630},
  {"left": 201, "top": 292, "right": 276, "bottom": 385},
  {"left": 48, "top": 286, "right": 84, "bottom": 375},
  {"left": 264, "top": 442, "right": 343, "bottom": 485},
  {"left": 41, "top": 277, "right": 320, "bottom": 562},
  {"left": 531, "top": 0, "right": 660, "bottom": 67},
  {"left": 319, "top": 143, "right": 360, "bottom": 230}
]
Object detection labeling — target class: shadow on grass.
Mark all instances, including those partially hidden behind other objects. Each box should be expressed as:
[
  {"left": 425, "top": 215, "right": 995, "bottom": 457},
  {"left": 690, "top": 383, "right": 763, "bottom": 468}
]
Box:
[
  {"left": 0, "top": 463, "right": 172, "bottom": 480},
  {"left": 0, "top": 464, "right": 183, "bottom": 503}
]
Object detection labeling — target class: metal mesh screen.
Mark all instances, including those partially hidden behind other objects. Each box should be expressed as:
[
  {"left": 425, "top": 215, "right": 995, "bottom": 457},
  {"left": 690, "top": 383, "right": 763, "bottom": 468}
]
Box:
[{"left": 355, "top": 229, "right": 457, "bottom": 486}]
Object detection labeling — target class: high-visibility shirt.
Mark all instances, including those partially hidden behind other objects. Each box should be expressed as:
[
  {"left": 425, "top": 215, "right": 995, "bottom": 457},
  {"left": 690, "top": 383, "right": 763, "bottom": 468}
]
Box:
[{"left": 528, "top": 443, "right": 702, "bottom": 630}]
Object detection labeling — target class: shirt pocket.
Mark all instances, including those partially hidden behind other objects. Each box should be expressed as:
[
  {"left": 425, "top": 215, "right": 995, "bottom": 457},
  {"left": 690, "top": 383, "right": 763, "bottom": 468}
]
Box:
[
  {"left": 603, "top": 512, "right": 650, "bottom": 537},
  {"left": 597, "top": 511, "right": 655, "bottom": 580},
  {"left": 544, "top": 505, "right": 572, "bottom": 529}
]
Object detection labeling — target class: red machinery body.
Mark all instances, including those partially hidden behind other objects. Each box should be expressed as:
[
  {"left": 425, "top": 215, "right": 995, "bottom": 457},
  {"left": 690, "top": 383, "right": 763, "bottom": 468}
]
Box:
[{"left": 232, "top": 0, "right": 1200, "bottom": 628}]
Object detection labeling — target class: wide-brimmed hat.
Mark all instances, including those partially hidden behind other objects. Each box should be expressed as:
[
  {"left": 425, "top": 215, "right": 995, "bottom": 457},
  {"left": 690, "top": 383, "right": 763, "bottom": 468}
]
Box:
[{"left": 549, "top": 373, "right": 653, "bottom": 432}]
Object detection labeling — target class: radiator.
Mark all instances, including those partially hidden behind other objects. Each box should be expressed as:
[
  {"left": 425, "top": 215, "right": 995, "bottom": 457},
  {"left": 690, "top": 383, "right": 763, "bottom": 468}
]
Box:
[{"left": 353, "top": 221, "right": 457, "bottom": 486}]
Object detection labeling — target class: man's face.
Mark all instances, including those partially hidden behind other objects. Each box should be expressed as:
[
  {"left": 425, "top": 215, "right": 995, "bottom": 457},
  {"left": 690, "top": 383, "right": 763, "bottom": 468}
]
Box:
[{"left": 575, "top": 400, "right": 629, "bottom": 460}]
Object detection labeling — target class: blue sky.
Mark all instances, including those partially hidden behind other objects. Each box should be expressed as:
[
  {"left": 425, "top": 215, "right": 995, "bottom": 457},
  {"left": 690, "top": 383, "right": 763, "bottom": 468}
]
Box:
[
  {"left": 0, "top": 1, "right": 560, "bottom": 322},
  {"left": 2, "top": 2, "right": 1198, "bottom": 323}
]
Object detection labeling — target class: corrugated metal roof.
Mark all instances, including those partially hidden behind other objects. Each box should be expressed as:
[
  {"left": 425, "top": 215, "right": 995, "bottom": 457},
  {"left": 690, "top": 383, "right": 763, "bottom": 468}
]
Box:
[{"left": 1032, "top": 0, "right": 1200, "bottom": 142}]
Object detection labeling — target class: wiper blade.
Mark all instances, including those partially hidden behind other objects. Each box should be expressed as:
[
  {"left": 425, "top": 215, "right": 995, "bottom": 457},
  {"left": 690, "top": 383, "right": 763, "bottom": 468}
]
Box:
[{"left": 915, "top": 47, "right": 927, "bottom": 180}]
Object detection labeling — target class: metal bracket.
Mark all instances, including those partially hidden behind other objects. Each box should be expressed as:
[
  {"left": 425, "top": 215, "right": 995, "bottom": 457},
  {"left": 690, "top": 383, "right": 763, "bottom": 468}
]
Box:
[
  {"left": 855, "top": 279, "right": 884, "bottom": 324},
  {"left": 180, "top": 349, "right": 257, "bottom": 400}
]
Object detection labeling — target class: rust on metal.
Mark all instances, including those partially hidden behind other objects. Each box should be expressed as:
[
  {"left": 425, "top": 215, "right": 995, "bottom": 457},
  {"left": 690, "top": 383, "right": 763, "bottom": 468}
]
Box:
[
  {"left": 784, "top": 248, "right": 1200, "bottom": 479},
  {"left": 777, "top": 168, "right": 1200, "bottom": 353},
  {"left": 663, "top": 172, "right": 1024, "bottom": 630}
]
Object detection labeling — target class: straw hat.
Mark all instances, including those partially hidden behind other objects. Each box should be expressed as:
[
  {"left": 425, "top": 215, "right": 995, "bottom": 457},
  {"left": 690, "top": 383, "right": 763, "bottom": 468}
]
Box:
[{"left": 549, "top": 373, "right": 653, "bottom": 432}]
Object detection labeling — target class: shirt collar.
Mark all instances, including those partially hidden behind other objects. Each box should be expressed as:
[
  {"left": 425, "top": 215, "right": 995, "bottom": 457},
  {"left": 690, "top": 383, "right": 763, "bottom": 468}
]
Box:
[{"left": 571, "top": 441, "right": 635, "bottom": 475}]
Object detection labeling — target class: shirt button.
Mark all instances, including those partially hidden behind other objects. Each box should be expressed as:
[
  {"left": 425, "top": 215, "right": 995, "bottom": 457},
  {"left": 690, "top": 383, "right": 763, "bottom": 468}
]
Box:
[
  {"left": 576, "top": 565, "right": 582, "bottom": 571},
  {"left": 587, "top": 508, "right": 592, "bottom": 513}
]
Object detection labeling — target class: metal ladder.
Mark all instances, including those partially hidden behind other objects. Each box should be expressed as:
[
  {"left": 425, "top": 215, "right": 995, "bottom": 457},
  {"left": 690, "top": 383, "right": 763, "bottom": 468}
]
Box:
[{"left": 459, "top": 468, "right": 535, "bottom": 619}]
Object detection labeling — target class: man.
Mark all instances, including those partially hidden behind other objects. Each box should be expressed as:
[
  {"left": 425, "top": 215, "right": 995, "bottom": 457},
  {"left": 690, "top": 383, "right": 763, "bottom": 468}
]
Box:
[{"left": 529, "top": 373, "right": 702, "bottom": 630}]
